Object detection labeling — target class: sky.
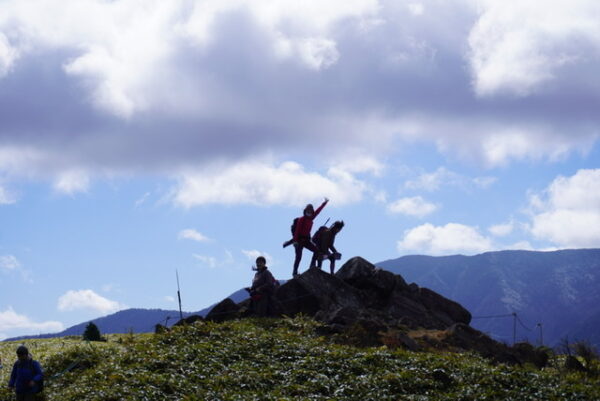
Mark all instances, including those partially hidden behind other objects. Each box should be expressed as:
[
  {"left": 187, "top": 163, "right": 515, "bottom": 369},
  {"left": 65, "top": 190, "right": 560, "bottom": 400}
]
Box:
[{"left": 1, "top": 0, "right": 599, "bottom": 340}]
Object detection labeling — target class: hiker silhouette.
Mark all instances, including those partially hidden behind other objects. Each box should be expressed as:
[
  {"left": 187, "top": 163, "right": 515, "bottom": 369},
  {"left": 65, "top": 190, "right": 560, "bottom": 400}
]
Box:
[
  {"left": 311, "top": 220, "right": 344, "bottom": 274},
  {"left": 246, "top": 256, "right": 277, "bottom": 316},
  {"left": 8, "top": 345, "right": 44, "bottom": 401},
  {"left": 285, "top": 198, "right": 328, "bottom": 276}
]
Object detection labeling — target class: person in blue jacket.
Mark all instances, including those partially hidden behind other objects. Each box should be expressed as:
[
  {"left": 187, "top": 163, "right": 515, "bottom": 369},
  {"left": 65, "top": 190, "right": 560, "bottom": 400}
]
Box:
[{"left": 8, "top": 345, "right": 44, "bottom": 401}]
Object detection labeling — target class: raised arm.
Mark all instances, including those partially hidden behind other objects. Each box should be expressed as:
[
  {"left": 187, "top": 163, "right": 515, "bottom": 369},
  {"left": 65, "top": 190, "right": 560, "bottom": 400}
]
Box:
[{"left": 312, "top": 198, "right": 329, "bottom": 219}]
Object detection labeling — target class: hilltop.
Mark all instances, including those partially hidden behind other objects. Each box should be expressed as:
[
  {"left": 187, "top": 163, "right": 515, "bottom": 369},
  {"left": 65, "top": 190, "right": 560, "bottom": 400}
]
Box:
[{"left": 1, "top": 318, "right": 599, "bottom": 400}]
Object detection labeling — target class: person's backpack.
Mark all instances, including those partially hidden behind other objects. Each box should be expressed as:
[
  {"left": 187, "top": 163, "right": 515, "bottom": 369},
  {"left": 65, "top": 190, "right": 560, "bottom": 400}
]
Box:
[
  {"left": 290, "top": 217, "right": 299, "bottom": 236},
  {"left": 29, "top": 360, "right": 44, "bottom": 393},
  {"left": 312, "top": 225, "right": 328, "bottom": 245}
]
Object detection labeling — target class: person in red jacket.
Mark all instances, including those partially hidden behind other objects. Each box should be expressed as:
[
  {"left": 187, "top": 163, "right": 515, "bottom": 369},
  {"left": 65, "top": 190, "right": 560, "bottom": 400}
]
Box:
[{"left": 291, "top": 197, "right": 328, "bottom": 276}]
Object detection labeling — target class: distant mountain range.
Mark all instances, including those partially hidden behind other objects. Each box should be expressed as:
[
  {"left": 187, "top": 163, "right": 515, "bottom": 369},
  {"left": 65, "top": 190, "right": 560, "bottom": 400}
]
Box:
[
  {"left": 4, "top": 288, "right": 252, "bottom": 342},
  {"left": 377, "top": 248, "right": 600, "bottom": 347},
  {"left": 6, "top": 250, "right": 599, "bottom": 348}
]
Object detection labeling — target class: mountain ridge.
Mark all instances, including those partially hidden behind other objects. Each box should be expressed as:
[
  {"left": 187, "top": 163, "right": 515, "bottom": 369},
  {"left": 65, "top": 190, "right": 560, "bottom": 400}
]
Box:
[
  {"left": 6, "top": 249, "right": 598, "bottom": 346},
  {"left": 377, "top": 248, "right": 600, "bottom": 347}
]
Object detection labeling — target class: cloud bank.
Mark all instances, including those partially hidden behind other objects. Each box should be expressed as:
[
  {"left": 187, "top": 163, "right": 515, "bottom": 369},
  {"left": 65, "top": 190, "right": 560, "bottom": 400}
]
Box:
[
  {"left": 172, "top": 160, "right": 369, "bottom": 207},
  {"left": 529, "top": 169, "right": 600, "bottom": 248},
  {"left": 387, "top": 196, "right": 437, "bottom": 218},
  {"left": 397, "top": 222, "right": 494, "bottom": 256},
  {"left": 0, "top": 0, "right": 597, "bottom": 188},
  {"left": 57, "top": 289, "right": 125, "bottom": 314},
  {"left": 0, "top": 307, "right": 64, "bottom": 339}
]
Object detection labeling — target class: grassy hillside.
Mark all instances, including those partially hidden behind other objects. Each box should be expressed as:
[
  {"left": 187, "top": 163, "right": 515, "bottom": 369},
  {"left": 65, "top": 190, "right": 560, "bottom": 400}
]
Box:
[{"left": 1, "top": 317, "right": 598, "bottom": 400}]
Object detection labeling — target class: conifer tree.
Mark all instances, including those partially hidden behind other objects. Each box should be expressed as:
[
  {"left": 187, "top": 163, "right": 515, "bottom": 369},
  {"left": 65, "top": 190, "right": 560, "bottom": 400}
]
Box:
[{"left": 82, "top": 322, "right": 104, "bottom": 341}]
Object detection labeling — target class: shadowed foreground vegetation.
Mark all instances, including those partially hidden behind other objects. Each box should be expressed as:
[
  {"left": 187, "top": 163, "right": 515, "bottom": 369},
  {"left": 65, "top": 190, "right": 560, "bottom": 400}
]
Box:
[{"left": 1, "top": 317, "right": 599, "bottom": 400}]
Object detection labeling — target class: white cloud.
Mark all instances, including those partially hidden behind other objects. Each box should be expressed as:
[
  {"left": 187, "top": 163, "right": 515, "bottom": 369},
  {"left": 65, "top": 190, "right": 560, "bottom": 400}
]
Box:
[
  {"left": 0, "top": 255, "right": 20, "bottom": 270},
  {"left": 178, "top": 229, "right": 210, "bottom": 243},
  {"left": 0, "top": 32, "right": 18, "bottom": 77},
  {"left": 529, "top": 169, "right": 600, "bottom": 248},
  {"left": 134, "top": 192, "right": 150, "bottom": 208},
  {"left": 172, "top": 160, "right": 368, "bottom": 208},
  {"left": 404, "top": 167, "right": 496, "bottom": 192},
  {"left": 478, "top": 129, "right": 590, "bottom": 167},
  {"left": 57, "top": 289, "right": 124, "bottom": 314},
  {"left": 164, "top": 295, "right": 175, "bottom": 303},
  {"left": 407, "top": 3, "right": 424, "bottom": 16},
  {"left": 397, "top": 223, "right": 494, "bottom": 256},
  {"left": 468, "top": 0, "right": 600, "bottom": 97},
  {"left": 505, "top": 241, "right": 533, "bottom": 251},
  {"left": 0, "top": 185, "right": 17, "bottom": 204},
  {"left": 192, "top": 254, "right": 218, "bottom": 269},
  {"left": 0, "top": 0, "right": 378, "bottom": 117},
  {"left": 0, "top": 0, "right": 597, "bottom": 185},
  {"left": 387, "top": 196, "right": 438, "bottom": 218},
  {"left": 0, "top": 307, "right": 64, "bottom": 336},
  {"left": 296, "top": 37, "right": 339, "bottom": 70},
  {"left": 242, "top": 250, "right": 273, "bottom": 266},
  {"left": 53, "top": 170, "right": 90, "bottom": 195},
  {"left": 488, "top": 220, "right": 514, "bottom": 237}
]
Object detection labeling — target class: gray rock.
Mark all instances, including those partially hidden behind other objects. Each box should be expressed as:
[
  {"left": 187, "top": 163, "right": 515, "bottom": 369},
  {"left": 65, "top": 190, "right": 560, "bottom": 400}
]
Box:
[{"left": 205, "top": 298, "right": 240, "bottom": 322}]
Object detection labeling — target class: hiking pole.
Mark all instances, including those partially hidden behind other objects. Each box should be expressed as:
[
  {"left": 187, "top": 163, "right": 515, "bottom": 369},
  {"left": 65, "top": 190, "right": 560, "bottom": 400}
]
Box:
[
  {"left": 512, "top": 312, "right": 517, "bottom": 345},
  {"left": 176, "top": 270, "right": 183, "bottom": 321}
]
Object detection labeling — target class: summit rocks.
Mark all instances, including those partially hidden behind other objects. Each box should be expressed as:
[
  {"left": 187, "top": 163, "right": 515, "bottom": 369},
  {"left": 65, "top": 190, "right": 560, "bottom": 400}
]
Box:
[
  {"left": 200, "top": 257, "right": 546, "bottom": 365},
  {"left": 206, "top": 257, "right": 471, "bottom": 338},
  {"left": 188, "top": 257, "right": 544, "bottom": 366}
]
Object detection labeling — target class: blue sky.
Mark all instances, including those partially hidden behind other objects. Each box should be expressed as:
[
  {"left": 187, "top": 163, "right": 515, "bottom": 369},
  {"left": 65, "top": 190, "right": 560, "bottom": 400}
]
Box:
[{"left": 1, "top": 0, "right": 599, "bottom": 339}]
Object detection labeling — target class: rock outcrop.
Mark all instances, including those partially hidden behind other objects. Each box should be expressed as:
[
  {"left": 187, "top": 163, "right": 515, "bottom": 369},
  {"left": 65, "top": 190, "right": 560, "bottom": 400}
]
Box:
[
  {"left": 204, "top": 257, "right": 470, "bottom": 337},
  {"left": 274, "top": 257, "right": 471, "bottom": 331},
  {"left": 195, "top": 256, "right": 546, "bottom": 365}
]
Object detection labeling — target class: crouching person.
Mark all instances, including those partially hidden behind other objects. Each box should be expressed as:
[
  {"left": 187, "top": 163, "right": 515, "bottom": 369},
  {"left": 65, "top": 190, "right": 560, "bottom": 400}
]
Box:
[
  {"left": 246, "top": 256, "right": 277, "bottom": 317},
  {"left": 8, "top": 345, "right": 44, "bottom": 401}
]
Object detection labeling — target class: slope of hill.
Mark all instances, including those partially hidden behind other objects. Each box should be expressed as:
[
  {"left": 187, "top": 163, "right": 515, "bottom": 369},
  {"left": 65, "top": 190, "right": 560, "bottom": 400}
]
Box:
[
  {"left": 377, "top": 249, "right": 600, "bottom": 347},
  {"left": 1, "top": 318, "right": 598, "bottom": 400}
]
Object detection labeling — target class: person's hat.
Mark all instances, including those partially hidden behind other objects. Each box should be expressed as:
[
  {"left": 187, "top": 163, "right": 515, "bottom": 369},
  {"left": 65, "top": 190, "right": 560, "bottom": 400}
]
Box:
[{"left": 16, "top": 345, "right": 28, "bottom": 356}]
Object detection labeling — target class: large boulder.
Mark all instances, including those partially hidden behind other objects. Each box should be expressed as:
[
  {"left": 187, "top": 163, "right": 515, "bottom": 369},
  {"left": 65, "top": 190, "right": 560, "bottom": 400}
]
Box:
[
  {"left": 275, "top": 278, "right": 320, "bottom": 316},
  {"left": 417, "top": 287, "right": 472, "bottom": 325},
  {"left": 295, "top": 268, "right": 364, "bottom": 311},
  {"left": 205, "top": 298, "right": 240, "bottom": 322},
  {"left": 174, "top": 315, "right": 204, "bottom": 327}
]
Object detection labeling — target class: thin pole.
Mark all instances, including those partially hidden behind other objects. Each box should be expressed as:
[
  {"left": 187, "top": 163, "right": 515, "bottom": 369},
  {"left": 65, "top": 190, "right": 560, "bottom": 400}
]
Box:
[
  {"left": 176, "top": 270, "right": 183, "bottom": 321},
  {"left": 537, "top": 323, "right": 543, "bottom": 346},
  {"left": 512, "top": 312, "right": 517, "bottom": 345}
]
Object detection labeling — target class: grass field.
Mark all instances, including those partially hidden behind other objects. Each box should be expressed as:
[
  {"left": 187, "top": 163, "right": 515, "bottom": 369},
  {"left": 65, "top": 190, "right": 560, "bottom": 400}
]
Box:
[{"left": 1, "top": 317, "right": 598, "bottom": 400}]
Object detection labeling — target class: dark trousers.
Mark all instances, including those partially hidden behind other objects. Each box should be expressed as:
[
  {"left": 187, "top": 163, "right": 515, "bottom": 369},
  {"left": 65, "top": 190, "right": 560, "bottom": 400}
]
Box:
[
  {"left": 251, "top": 294, "right": 271, "bottom": 317},
  {"left": 16, "top": 393, "right": 38, "bottom": 401},
  {"left": 293, "top": 239, "right": 318, "bottom": 275},
  {"left": 316, "top": 253, "right": 337, "bottom": 274}
]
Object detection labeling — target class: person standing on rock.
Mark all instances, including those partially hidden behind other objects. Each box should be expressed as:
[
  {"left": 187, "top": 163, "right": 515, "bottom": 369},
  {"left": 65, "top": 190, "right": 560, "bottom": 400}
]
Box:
[
  {"left": 246, "top": 256, "right": 277, "bottom": 317},
  {"left": 288, "top": 198, "right": 329, "bottom": 276},
  {"left": 311, "top": 220, "right": 344, "bottom": 274}
]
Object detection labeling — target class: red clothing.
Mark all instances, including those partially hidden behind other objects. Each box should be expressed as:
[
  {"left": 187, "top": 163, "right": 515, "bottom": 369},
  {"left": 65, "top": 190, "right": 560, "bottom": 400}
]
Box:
[{"left": 293, "top": 200, "right": 328, "bottom": 241}]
